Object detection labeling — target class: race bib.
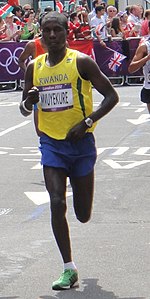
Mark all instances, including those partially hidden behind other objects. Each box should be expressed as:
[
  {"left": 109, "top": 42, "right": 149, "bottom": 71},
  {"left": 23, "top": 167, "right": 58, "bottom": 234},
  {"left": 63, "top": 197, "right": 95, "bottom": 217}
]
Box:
[{"left": 39, "top": 83, "right": 73, "bottom": 112}]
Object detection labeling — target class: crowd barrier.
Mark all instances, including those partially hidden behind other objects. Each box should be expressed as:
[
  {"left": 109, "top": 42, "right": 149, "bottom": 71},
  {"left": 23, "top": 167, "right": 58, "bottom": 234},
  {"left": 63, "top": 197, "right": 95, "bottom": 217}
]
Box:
[{"left": 0, "top": 38, "right": 143, "bottom": 90}]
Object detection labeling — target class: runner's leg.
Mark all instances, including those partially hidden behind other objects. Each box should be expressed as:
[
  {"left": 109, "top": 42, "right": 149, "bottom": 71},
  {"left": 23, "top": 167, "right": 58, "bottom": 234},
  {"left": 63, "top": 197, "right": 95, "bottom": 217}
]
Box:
[
  {"left": 70, "top": 170, "right": 94, "bottom": 223},
  {"left": 43, "top": 166, "right": 72, "bottom": 263}
]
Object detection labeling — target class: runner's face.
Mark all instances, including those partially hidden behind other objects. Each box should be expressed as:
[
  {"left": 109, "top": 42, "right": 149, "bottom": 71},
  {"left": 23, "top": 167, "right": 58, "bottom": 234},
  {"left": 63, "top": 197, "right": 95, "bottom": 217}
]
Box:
[{"left": 42, "top": 20, "right": 67, "bottom": 51}]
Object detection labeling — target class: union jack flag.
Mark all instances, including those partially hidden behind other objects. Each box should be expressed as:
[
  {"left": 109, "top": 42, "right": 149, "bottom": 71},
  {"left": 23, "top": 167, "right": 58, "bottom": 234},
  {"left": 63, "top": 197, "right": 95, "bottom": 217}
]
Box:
[{"left": 108, "top": 51, "right": 126, "bottom": 72}]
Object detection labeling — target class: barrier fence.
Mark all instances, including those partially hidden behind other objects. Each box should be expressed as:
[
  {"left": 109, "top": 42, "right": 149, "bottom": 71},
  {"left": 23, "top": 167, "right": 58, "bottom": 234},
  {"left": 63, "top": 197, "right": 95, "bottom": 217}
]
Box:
[{"left": 0, "top": 38, "right": 143, "bottom": 90}]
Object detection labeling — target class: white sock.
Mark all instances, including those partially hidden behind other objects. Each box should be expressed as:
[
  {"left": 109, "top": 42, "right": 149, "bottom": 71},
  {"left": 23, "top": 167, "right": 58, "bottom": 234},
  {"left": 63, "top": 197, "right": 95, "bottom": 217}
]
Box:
[{"left": 64, "top": 261, "right": 77, "bottom": 271}]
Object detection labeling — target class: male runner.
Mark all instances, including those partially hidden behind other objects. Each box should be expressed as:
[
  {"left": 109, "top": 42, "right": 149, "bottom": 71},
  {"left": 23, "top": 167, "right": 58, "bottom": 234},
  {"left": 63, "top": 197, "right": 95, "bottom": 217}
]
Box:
[
  {"left": 128, "top": 22, "right": 150, "bottom": 113},
  {"left": 19, "top": 11, "right": 119, "bottom": 291}
]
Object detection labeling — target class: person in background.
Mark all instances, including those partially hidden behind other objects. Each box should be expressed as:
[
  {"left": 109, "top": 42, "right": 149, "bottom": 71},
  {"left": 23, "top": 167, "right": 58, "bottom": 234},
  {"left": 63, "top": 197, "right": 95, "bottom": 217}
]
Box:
[
  {"left": 19, "top": 11, "right": 119, "bottom": 290},
  {"left": 75, "top": 10, "right": 92, "bottom": 39},
  {"left": 91, "top": 5, "right": 107, "bottom": 42},
  {"left": 3, "top": 12, "right": 22, "bottom": 41},
  {"left": 12, "top": 5, "right": 24, "bottom": 27},
  {"left": 0, "top": 16, "right": 7, "bottom": 40},
  {"left": 67, "top": 12, "right": 80, "bottom": 40},
  {"left": 128, "top": 21, "right": 150, "bottom": 113},
  {"left": 128, "top": 5, "right": 142, "bottom": 36},
  {"left": 118, "top": 11, "right": 138, "bottom": 38},
  {"left": 20, "top": 10, "right": 39, "bottom": 40},
  {"left": 141, "top": 10, "right": 150, "bottom": 37},
  {"left": 106, "top": 5, "right": 117, "bottom": 35},
  {"left": 106, "top": 5, "right": 117, "bottom": 24},
  {"left": 90, "top": 5, "right": 105, "bottom": 28},
  {"left": 88, "top": 0, "right": 102, "bottom": 27},
  {"left": 110, "top": 16, "right": 124, "bottom": 39}
]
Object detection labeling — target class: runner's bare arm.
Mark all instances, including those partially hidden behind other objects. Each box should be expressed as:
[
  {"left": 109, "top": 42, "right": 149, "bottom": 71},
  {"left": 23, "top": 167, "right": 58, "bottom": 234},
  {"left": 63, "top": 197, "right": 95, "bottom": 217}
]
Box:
[
  {"left": 128, "top": 44, "right": 150, "bottom": 73},
  {"left": 18, "top": 41, "right": 35, "bottom": 72},
  {"left": 77, "top": 53, "right": 119, "bottom": 122},
  {"left": 66, "top": 54, "right": 119, "bottom": 141},
  {"left": 19, "top": 61, "right": 39, "bottom": 116}
]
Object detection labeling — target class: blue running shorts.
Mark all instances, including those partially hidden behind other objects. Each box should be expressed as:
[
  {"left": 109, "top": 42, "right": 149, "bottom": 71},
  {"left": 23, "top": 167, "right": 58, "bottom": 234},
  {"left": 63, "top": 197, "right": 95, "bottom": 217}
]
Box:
[{"left": 39, "top": 133, "right": 97, "bottom": 177}]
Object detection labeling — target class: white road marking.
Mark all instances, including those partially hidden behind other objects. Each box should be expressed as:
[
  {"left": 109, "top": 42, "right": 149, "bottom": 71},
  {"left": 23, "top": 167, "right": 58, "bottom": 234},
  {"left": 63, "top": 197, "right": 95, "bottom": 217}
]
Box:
[
  {"left": 127, "top": 114, "right": 150, "bottom": 125},
  {"left": 97, "top": 147, "right": 129, "bottom": 156},
  {"left": 0, "top": 121, "right": 31, "bottom": 137},
  {"left": 103, "top": 159, "right": 150, "bottom": 169},
  {"left": 0, "top": 208, "right": 12, "bottom": 215},
  {"left": 134, "top": 147, "right": 150, "bottom": 156}
]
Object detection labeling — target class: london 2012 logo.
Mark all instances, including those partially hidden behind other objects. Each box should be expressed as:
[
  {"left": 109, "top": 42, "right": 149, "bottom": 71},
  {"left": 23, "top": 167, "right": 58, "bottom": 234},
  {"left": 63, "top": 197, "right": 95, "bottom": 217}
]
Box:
[{"left": 0, "top": 47, "right": 24, "bottom": 75}]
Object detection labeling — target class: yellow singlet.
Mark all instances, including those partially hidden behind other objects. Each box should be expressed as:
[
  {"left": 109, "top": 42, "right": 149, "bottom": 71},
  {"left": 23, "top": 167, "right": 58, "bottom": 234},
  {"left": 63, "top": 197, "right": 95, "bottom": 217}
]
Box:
[{"left": 33, "top": 48, "right": 96, "bottom": 140}]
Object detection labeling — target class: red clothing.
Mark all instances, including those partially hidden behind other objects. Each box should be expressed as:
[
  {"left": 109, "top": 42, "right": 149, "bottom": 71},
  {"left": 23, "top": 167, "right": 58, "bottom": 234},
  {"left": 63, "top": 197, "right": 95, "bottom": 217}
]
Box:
[
  {"left": 34, "top": 38, "right": 46, "bottom": 58},
  {"left": 7, "top": 0, "right": 19, "bottom": 6},
  {"left": 122, "top": 22, "right": 137, "bottom": 38},
  {"left": 141, "top": 19, "right": 149, "bottom": 36},
  {"left": 67, "top": 21, "right": 80, "bottom": 40}
]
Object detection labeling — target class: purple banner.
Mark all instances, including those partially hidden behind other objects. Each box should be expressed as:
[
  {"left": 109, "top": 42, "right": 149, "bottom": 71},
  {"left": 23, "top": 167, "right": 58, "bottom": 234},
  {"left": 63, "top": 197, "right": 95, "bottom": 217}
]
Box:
[
  {"left": 0, "top": 41, "right": 26, "bottom": 81},
  {"left": 0, "top": 38, "right": 143, "bottom": 82},
  {"left": 93, "top": 38, "right": 143, "bottom": 77}
]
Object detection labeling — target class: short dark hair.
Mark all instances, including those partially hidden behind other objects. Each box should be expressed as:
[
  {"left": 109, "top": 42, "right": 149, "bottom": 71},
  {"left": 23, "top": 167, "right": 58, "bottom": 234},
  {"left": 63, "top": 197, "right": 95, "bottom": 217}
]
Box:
[
  {"left": 92, "top": 0, "right": 100, "bottom": 8},
  {"left": 41, "top": 11, "right": 68, "bottom": 31},
  {"left": 95, "top": 5, "right": 105, "bottom": 13}
]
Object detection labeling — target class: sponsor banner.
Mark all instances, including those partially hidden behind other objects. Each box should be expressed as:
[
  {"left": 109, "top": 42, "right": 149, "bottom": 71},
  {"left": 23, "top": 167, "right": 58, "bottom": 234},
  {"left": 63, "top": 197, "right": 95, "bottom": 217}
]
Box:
[
  {"left": 0, "top": 38, "right": 143, "bottom": 82},
  {"left": 0, "top": 41, "right": 26, "bottom": 81}
]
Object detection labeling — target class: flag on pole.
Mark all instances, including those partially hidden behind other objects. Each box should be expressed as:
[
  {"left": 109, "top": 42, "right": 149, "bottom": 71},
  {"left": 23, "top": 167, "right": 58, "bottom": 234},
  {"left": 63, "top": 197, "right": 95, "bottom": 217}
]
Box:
[
  {"left": 0, "top": 4, "right": 13, "bottom": 19},
  {"left": 108, "top": 51, "right": 126, "bottom": 72}
]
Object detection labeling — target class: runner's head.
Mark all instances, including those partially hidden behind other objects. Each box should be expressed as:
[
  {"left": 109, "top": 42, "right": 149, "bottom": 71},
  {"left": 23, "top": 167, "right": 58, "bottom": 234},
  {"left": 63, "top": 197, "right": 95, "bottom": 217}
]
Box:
[
  {"left": 41, "top": 12, "right": 68, "bottom": 51},
  {"left": 41, "top": 11, "right": 68, "bottom": 32}
]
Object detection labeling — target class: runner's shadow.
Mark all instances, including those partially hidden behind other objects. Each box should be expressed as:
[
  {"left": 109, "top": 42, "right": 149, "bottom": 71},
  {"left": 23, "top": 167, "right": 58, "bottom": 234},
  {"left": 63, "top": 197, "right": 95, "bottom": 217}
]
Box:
[{"left": 38, "top": 278, "right": 145, "bottom": 299}]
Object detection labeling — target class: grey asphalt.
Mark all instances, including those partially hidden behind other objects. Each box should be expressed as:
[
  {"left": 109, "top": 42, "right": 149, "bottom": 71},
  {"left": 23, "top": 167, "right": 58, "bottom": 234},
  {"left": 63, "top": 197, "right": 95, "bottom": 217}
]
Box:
[{"left": 0, "top": 85, "right": 150, "bottom": 299}]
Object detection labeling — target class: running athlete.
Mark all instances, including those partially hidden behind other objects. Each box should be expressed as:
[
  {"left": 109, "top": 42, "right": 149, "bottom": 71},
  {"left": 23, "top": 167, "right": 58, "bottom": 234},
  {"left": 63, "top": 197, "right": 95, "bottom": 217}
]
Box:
[
  {"left": 19, "top": 11, "right": 119, "bottom": 291},
  {"left": 128, "top": 22, "right": 150, "bottom": 113}
]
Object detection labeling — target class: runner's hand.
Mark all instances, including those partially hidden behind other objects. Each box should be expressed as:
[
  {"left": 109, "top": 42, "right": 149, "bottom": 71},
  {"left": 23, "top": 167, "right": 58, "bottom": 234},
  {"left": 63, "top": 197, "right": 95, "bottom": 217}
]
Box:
[
  {"left": 66, "top": 121, "right": 87, "bottom": 142},
  {"left": 27, "top": 87, "right": 39, "bottom": 104}
]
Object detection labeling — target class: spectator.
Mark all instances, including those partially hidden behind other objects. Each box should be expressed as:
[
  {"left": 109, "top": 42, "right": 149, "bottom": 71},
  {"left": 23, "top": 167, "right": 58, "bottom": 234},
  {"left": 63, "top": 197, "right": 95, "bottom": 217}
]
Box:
[
  {"left": 76, "top": 11, "right": 92, "bottom": 39},
  {"left": 118, "top": 11, "right": 138, "bottom": 38},
  {"left": 12, "top": 5, "right": 24, "bottom": 29},
  {"left": 88, "top": 0, "right": 102, "bottom": 26},
  {"left": 110, "top": 16, "right": 124, "bottom": 39},
  {"left": 141, "top": 10, "right": 150, "bottom": 36},
  {"left": 91, "top": 5, "right": 107, "bottom": 41},
  {"left": 20, "top": 10, "right": 39, "bottom": 40},
  {"left": 0, "top": 16, "right": 7, "bottom": 40},
  {"left": 3, "top": 12, "right": 22, "bottom": 41},
  {"left": 106, "top": 5, "right": 117, "bottom": 24},
  {"left": 91, "top": 5, "right": 105, "bottom": 28},
  {"left": 67, "top": 12, "right": 80, "bottom": 40},
  {"left": 128, "top": 5, "right": 142, "bottom": 36}
]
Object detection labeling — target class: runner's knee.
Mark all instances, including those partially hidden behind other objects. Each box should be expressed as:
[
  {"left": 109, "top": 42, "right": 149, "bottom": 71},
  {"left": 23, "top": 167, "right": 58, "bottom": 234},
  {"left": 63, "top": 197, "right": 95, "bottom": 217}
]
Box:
[
  {"left": 50, "top": 194, "right": 66, "bottom": 217},
  {"left": 76, "top": 211, "right": 91, "bottom": 223}
]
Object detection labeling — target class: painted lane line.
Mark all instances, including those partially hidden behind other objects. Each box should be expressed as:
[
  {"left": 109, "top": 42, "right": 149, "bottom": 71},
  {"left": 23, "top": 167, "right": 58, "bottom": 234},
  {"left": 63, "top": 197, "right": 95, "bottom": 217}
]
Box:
[
  {"left": 103, "top": 159, "right": 150, "bottom": 169},
  {"left": 0, "top": 121, "right": 31, "bottom": 137},
  {"left": 127, "top": 114, "right": 150, "bottom": 125}
]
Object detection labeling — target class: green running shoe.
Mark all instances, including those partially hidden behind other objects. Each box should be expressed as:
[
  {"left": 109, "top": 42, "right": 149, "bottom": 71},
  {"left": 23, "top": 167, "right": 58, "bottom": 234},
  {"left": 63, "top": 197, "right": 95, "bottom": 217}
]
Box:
[{"left": 52, "top": 269, "right": 79, "bottom": 290}]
